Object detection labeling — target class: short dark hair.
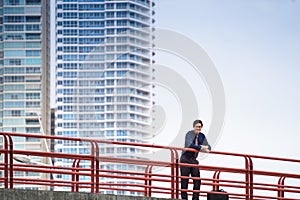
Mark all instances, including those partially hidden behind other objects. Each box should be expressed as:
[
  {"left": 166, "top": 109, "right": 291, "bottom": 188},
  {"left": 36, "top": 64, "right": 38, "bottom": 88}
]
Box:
[{"left": 193, "top": 119, "right": 203, "bottom": 127}]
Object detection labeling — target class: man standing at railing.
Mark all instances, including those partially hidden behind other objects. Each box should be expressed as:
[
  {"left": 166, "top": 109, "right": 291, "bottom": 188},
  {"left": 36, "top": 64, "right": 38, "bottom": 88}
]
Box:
[{"left": 180, "top": 119, "right": 211, "bottom": 200}]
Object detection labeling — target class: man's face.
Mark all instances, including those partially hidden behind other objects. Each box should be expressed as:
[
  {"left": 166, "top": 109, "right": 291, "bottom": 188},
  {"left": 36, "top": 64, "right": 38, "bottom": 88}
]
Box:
[{"left": 193, "top": 123, "right": 202, "bottom": 134}]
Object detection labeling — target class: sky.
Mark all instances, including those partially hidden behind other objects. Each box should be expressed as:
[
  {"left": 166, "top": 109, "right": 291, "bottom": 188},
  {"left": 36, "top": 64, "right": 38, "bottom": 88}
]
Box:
[
  {"left": 153, "top": 0, "right": 300, "bottom": 159},
  {"left": 149, "top": 0, "right": 300, "bottom": 196},
  {"left": 50, "top": 0, "right": 300, "bottom": 158}
]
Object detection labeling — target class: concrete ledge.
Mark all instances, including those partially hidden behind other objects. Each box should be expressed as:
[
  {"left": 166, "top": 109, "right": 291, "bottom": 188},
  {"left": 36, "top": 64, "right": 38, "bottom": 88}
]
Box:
[{"left": 0, "top": 189, "right": 176, "bottom": 200}]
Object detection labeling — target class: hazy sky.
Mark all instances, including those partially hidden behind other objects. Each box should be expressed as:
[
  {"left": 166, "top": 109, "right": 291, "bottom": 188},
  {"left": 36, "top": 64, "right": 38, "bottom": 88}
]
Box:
[{"left": 153, "top": 0, "right": 300, "bottom": 159}]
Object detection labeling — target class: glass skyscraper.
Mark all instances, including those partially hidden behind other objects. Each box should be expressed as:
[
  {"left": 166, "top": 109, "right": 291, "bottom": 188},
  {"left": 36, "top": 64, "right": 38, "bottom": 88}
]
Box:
[
  {"left": 0, "top": 0, "right": 50, "bottom": 189},
  {"left": 55, "top": 0, "right": 155, "bottom": 195}
]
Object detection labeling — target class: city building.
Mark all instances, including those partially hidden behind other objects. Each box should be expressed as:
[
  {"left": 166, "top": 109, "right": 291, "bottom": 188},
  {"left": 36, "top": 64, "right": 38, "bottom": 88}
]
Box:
[
  {"left": 0, "top": 0, "right": 51, "bottom": 189},
  {"left": 55, "top": 0, "right": 155, "bottom": 195}
]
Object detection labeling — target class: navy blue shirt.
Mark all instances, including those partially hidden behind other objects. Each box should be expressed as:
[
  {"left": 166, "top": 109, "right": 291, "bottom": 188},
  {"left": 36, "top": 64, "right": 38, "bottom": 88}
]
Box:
[{"left": 182, "top": 130, "right": 211, "bottom": 157}]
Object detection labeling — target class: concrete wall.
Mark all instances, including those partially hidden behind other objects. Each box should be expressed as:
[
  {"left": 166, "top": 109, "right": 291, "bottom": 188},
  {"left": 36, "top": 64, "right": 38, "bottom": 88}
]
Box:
[{"left": 0, "top": 189, "right": 176, "bottom": 200}]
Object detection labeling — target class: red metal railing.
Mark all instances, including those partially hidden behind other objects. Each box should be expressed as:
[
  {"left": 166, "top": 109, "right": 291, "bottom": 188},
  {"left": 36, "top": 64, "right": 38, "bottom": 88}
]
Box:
[{"left": 1, "top": 132, "right": 300, "bottom": 199}]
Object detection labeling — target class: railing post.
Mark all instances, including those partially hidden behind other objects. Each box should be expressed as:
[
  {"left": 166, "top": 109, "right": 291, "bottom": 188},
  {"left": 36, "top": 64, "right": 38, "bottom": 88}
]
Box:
[
  {"left": 75, "top": 159, "right": 81, "bottom": 192},
  {"left": 71, "top": 159, "right": 79, "bottom": 192},
  {"left": 93, "top": 141, "right": 100, "bottom": 193},
  {"left": 148, "top": 165, "right": 153, "bottom": 197},
  {"left": 144, "top": 164, "right": 153, "bottom": 197},
  {"left": 1, "top": 133, "right": 9, "bottom": 188},
  {"left": 277, "top": 176, "right": 286, "bottom": 198},
  {"left": 144, "top": 165, "right": 150, "bottom": 196},
  {"left": 7, "top": 134, "right": 14, "bottom": 189},
  {"left": 244, "top": 156, "right": 250, "bottom": 200},
  {"left": 89, "top": 141, "right": 95, "bottom": 193},
  {"left": 173, "top": 150, "right": 180, "bottom": 199},
  {"left": 244, "top": 155, "right": 253, "bottom": 200},
  {"left": 170, "top": 149, "right": 175, "bottom": 199},
  {"left": 248, "top": 156, "right": 253, "bottom": 200},
  {"left": 212, "top": 171, "right": 221, "bottom": 191}
]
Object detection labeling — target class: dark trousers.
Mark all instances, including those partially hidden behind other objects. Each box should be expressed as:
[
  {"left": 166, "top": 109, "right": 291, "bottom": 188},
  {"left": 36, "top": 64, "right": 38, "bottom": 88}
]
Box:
[{"left": 180, "top": 154, "right": 201, "bottom": 200}]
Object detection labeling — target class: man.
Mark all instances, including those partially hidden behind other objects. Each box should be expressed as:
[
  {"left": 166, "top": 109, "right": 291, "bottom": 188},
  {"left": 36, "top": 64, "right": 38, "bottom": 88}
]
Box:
[{"left": 180, "top": 119, "right": 211, "bottom": 200}]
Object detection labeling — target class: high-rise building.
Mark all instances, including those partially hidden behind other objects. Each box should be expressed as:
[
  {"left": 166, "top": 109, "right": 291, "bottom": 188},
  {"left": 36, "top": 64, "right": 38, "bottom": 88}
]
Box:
[
  {"left": 55, "top": 0, "right": 155, "bottom": 195},
  {"left": 0, "top": 0, "right": 50, "bottom": 189}
]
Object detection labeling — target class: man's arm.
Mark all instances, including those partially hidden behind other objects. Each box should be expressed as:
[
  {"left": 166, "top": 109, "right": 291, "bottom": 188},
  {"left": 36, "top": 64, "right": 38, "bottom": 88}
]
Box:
[
  {"left": 185, "top": 131, "right": 201, "bottom": 150},
  {"left": 199, "top": 134, "right": 211, "bottom": 153},
  {"left": 202, "top": 137, "right": 211, "bottom": 150}
]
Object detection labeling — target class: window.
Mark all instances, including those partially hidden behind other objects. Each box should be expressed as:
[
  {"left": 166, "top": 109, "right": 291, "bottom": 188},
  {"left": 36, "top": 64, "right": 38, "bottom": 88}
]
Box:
[
  {"left": 116, "top": 3, "right": 127, "bottom": 9},
  {"left": 26, "top": 16, "right": 40, "bottom": 22},
  {"left": 5, "top": 25, "right": 24, "bottom": 31},
  {"left": 12, "top": 110, "right": 21, "bottom": 116},
  {"left": 63, "top": 29, "right": 78, "bottom": 36},
  {"left": 26, "top": 33, "right": 40, "bottom": 40},
  {"left": 63, "top": 21, "right": 78, "bottom": 27},
  {"left": 26, "top": 67, "right": 40, "bottom": 73},
  {"left": 63, "top": 12, "right": 77, "bottom": 19},
  {"left": 4, "top": 101, "right": 24, "bottom": 108},
  {"left": 5, "top": 34, "right": 24, "bottom": 40},
  {"left": 4, "top": 7, "right": 24, "bottom": 14},
  {"left": 8, "top": 59, "right": 22, "bottom": 65},
  {"left": 4, "top": 16, "right": 24, "bottom": 23},
  {"left": 117, "top": 130, "right": 127, "bottom": 136},
  {"left": 63, "top": 4, "right": 77, "bottom": 10},
  {"left": 106, "top": 71, "right": 114, "bottom": 77},
  {"left": 63, "top": 46, "right": 77, "bottom": 53},
  {"left": 26, "top": 50, "right": 40, "bottom": 57},
  {"left": 5, "top": 76, "right": 25, "bottom": 82},
  {"left": 79, "top": 21, "right": 104, "bottom": 28},
  {"left": 106, "top": 20, "right": 114, "bottom": 26},
  {"left": 79, "top": 4, "right": 104, "bottom": 10},
  {"left": 79, "top": 12, "right": 104, "bottom": 19},
  {"left": 106, "top": 3, "right": 114, "bottom": 9},
  {"left": 26, "top": 24, "right": 40, "bottom": 31},
  {"left": 117, "top": 70, "right": 127, "bottom": 77},
  {"left": 106, "top": 29, "right": 115, "bottom": 35},
  {"left": 106, "top": 130, "right": 114, "bottom": 136},
  {"left": 26, "top": 93, "right": 40, "bottom": 99},
  {"left": 7, "top": 0, "right": 20, "bottom": 5},
  {"left": 63, "top": 38, "right": 77, "bottom": 44},
  {"left": 25, "top": 101, "right": 40, "bottom": 108},
  {"left": 26, "top": 0, "right": 41, "bottom": 5},
  {"left": 106, "top": 80, "right": 114, "bottom": 85}
]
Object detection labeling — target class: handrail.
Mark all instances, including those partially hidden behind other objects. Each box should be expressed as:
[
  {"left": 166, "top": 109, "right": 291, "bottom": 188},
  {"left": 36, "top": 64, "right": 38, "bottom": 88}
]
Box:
[{"left": 1, "top": 132, "right": 300, "bottom": 199}]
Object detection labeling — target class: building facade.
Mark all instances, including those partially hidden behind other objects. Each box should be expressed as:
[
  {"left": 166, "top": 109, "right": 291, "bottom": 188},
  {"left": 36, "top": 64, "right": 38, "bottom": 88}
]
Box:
[
  {"left": 0, "top": 0, "right": 50, "bottom": 189},
  {"left": 55, "top": 0, "right": 155, "bottom": 195}
]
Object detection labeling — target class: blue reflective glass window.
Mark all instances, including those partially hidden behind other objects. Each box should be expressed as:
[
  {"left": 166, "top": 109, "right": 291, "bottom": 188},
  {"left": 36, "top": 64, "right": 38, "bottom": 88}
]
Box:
[
  {"left": 26, "top": 50, "right": 40, "bottom": 56},
  {"left": 4, "top": 16, "right": 24, "bottom": 22},
  {"left": 4, "top": 42, "right": 25, "bottom": 49},
  {"left": 62, "top": 4, "right": 77, "bottom": 10},
  {"left": 4, "top": 24, "right": 24, "bottom": 31},
  {"left": 4, "top": 7, "right": 24, "bottom": 14},
  {"left": 26, "top": 16, "right": 40, "bottom": 22},
  {"left": 5, "top": 50, "right": 25, "bottom": 57},
  {"left": 26, "top": 24, "right": 40, "bottom": 31},
  {"left": 79, "top": 4, "right": 104, "bottom": 10},
  {"left": 25, "top": 58, "right": 41, "bottom": 65}
]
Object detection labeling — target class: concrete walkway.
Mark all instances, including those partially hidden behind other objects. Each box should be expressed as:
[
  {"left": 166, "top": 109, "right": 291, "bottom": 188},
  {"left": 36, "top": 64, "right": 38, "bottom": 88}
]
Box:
[{"left": 0, "top": 189, "right": 176, "bottom": 200}]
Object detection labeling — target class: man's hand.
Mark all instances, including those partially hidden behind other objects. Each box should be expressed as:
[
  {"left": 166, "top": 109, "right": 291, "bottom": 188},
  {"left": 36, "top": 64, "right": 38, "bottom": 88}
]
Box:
[{"left": 200, "top": 145, "right": 210, "bottom": 153}]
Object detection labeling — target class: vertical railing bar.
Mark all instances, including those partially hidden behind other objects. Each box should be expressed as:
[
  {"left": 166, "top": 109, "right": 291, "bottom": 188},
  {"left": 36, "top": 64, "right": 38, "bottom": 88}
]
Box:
[
  {"left": 170, "top": 149, "right": 175, "bottom": 199},
  {"left": 144, "top": 165, "right": 150, "bottom": 196},
  {"left": 71, "top": 159, "right": 78, "bottom": 192},
  {"left": 93, "top": 141, "right": 100, "bottom": 193},
  {"left": 89, "top": 141, "right": 95, "bottom": 193},
  {"left": 8, "top": 134, "right": 14, "bottom": 189}
]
